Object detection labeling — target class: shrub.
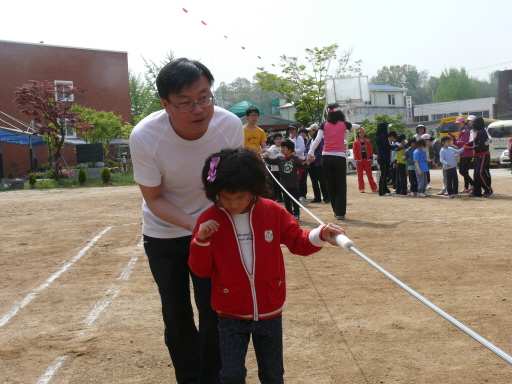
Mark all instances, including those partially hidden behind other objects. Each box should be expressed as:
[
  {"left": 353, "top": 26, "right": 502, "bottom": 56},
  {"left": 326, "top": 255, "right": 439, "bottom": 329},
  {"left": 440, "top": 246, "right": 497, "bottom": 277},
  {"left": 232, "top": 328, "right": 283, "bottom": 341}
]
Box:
[
  {"left": 78, "top": 168, "right": 87, "bottom": 185},
  {"left": 101, "top": 167, "right": 111, "bottom": 184},
  {"left": 29, "top": 173, "right": 37, "bottom": 187}
]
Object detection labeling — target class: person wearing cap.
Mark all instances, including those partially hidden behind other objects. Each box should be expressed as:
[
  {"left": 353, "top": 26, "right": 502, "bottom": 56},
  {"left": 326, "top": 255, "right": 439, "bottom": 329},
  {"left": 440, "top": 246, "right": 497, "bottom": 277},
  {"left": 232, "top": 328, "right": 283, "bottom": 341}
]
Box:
[
  {"left": 465, "top": 117, "right": 493, "bottom": 197},
  {"left": 307, "top": 103, "right": 359, "bottom": 219},
  {"left": 448, "top": 117, "right": 474, "bottom": 193},
  {"left": 414, "top": 124, "right": 432, "bottom": 189},
  {"left": 305, "top": 124, "right": 330, "bottom": 203},
  {"left": 352, "top": 126, "right": 378, "bottom": 193}
]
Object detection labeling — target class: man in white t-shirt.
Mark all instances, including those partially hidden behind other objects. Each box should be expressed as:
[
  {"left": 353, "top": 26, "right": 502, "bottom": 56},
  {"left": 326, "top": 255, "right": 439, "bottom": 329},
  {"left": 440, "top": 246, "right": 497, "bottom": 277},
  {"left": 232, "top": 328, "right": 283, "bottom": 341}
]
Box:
[{"left": 130, "top": 58, "right": 243, "bottom": 384}]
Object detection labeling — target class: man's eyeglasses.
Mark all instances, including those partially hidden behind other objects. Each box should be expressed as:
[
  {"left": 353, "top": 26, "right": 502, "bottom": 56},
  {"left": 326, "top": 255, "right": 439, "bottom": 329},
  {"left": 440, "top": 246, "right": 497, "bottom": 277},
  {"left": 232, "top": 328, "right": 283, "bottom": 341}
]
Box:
[{"left": 169, "top": 95, "right": 214, "bottom": 113}]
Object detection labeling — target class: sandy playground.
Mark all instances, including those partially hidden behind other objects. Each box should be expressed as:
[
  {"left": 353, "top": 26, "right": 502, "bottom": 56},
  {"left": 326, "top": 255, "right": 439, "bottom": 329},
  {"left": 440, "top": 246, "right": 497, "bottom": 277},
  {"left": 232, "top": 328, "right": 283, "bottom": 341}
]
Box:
[{"left": 1, "top": 168, "right": 512, "bottom": 384}]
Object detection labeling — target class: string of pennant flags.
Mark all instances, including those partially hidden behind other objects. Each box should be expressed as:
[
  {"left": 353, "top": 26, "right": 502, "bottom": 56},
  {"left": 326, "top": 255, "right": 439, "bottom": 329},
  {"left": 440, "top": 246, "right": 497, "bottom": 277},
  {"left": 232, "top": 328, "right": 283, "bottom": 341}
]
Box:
[{"left": 180, "top": 7, "right": 278, "bottom": 68}]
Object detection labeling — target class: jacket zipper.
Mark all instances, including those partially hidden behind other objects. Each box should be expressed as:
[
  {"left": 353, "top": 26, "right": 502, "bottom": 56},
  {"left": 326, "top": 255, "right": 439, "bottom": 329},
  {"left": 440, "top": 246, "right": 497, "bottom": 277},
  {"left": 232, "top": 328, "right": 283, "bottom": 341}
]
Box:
[{"left": 220, "top": 200, "right": 259, "bottom": 320}]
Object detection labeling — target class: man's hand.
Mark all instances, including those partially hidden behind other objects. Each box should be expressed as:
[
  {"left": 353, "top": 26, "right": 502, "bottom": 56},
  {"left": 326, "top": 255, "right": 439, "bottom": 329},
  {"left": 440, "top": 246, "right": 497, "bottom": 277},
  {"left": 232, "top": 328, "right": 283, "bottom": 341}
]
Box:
[
  {"left": 197, "top": 220, "right": 219, "bottom": 240},
  {"left": 307, "top": 154, "right": 315, "bottom": 164}
]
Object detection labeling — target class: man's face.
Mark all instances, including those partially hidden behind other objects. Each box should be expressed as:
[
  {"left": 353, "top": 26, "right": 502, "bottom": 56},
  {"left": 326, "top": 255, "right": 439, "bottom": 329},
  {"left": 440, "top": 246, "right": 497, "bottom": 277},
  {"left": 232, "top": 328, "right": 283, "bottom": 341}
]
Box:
[
  {"left": 160, "top": 74, "right": 214, "bottom": 140},
  {"left": 247, "top": 112, "right": 259, "bottom": 124}
]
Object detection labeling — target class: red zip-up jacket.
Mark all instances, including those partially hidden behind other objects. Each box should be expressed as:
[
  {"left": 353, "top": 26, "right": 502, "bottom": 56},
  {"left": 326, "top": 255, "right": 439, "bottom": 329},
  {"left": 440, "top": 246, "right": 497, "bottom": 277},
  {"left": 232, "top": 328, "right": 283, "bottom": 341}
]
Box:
[
  {"left": 189, "top": 197, "right": 323, "bottom": 321},
  {"left": 352, "top": 137, "right": 374, "bottom": 161}
]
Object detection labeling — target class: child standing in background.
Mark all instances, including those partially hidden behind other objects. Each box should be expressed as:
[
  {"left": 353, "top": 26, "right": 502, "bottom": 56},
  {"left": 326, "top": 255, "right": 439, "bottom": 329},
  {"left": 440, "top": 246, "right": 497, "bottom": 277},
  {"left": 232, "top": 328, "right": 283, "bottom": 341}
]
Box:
[
  {"left": 440, "top": 136, "right": 465, "bottom": 198},
  {"left": 189, "top": 147, "right": 345, "bottom": 383},
  {"left": 403, "top": 137, "right": 418, "bottom": 196},
  {"left": 263, "top": 140, "right": 305, "bottom": 220},
  {"left": 394, "top": 134, "right": 408, "bottom": 195},
  {"left": 414, "top": 139, "right": 430, "bottom": 197},
  {"left": 267, "top": 132, "right": 284, "bottom": 202}
]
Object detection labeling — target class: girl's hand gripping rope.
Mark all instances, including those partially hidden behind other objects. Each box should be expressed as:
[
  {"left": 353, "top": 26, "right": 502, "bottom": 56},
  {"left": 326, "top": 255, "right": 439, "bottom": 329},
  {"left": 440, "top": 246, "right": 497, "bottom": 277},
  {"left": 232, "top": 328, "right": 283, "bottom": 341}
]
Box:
[{"left": 320, "top": 223, "right": 347, "bottom": 246}]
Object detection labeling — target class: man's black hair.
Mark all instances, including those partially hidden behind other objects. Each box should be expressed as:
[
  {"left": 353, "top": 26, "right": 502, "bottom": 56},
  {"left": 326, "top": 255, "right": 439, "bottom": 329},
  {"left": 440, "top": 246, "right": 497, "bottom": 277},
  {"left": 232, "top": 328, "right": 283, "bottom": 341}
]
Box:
[
  {"left": 156, "top": 58, "right": 214, "bottom": 100},
  {"left": 245, "top": 106, "right": 260, "bottom": 116},
  {"left": 388, "top": 130, "right": 397, "bottom": 139}
]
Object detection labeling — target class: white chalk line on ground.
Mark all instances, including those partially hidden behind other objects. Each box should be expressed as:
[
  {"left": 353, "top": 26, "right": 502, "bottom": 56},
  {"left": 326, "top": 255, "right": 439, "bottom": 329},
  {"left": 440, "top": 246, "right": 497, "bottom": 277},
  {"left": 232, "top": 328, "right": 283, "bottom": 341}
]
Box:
[
  {"left": 82, "top": 255, "right": 139, "bottom": 326},
  {"left": 0, "top": 226, "right": 113, "bottom": 328},
  {"left": 35, "top": 356, "right": 68, "bottom": 384},
  {"left": 0, "top": 223, "right": 141, "bottom": 328}
]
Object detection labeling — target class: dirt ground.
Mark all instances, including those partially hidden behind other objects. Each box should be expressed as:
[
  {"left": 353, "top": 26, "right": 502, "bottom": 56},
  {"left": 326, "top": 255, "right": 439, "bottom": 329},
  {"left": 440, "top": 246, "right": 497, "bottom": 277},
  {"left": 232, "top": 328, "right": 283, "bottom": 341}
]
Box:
[{"left": 1, "top": 168, "right": 512, "bottom": 384}]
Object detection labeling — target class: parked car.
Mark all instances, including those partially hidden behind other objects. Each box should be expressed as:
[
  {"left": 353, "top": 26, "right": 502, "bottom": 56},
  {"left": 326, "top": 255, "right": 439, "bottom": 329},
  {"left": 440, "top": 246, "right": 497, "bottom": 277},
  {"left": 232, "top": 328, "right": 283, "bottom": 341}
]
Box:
[
  {"left": 346, "top": 149, "right": 356, "bottom": 171},
  {"left": 500, "top": 149, "right": 510, "bottom": 167}
]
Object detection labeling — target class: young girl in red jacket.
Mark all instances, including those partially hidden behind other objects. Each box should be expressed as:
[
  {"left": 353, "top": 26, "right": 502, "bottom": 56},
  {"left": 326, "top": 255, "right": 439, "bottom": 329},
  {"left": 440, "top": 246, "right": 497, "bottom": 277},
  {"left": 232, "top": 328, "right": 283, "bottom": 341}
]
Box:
[
  {"left": 352, "top": 126, "right": 378, "bottom": 193},
  {"left": 188, "top": 147, "right": 345, "bottom": 383}
]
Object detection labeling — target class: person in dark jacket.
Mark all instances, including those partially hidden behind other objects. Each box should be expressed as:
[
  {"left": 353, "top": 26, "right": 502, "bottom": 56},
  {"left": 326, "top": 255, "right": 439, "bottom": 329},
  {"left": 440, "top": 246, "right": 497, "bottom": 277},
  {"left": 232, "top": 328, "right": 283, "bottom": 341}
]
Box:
[
  {"left": 375, "top": 122, "right": 398, "bottom": 196},
  {"left": 466, "top": 117, "right": 493, "bottom": 197}
]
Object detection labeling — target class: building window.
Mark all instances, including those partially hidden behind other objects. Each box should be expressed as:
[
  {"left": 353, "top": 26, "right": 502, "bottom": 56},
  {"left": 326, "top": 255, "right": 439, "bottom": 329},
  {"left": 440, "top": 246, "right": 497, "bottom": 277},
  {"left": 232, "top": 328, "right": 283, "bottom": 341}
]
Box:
[
  {"left": 483, "top": 111, "right": 490, "bottom": 118},
  {"left": 414, "top": 115, "right": 429, "bottom": 122},
  {"left": 388, "top": 94, "right": 395, "bottom": 105},
  {"left": 508, "top": 84, "right": 512, "bottom": 99},
  {"left": 58, "top": 118, "right": 76, "bottom": 138},
  {"left": 54, "top": 80, "right": 74, "bottom": 101}
]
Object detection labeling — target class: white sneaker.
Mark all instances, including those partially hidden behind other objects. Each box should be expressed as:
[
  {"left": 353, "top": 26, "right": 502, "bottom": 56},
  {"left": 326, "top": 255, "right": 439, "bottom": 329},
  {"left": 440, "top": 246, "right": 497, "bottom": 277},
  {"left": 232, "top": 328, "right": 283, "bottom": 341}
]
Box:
[
  {"left": 418, "top": 193, "right": 427, "bottom": 197},
  {"left": 299, "top": 197, "right": 306, "bottom": 202},
  {"left": 427, "top": 184, "right": 432, "bottom": 189}
]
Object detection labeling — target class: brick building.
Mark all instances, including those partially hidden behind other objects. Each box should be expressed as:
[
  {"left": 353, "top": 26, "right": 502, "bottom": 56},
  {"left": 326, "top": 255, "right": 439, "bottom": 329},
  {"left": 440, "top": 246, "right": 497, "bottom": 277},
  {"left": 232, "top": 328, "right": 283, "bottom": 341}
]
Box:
[{"left": 0, "top": 40, "right": 131, "bottom": 178}]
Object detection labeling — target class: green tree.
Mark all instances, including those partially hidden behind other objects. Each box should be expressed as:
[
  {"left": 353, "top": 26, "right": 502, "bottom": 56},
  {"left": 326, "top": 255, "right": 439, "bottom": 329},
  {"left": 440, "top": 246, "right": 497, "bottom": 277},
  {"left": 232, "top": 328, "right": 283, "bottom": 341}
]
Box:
[
  {"left": 355, "top": 114, "right": 408, "bottom": 150},
  {"left": 475, "top": 70, "right": 499, "bottom": 98},
  {"left": 434, "top": 67, "right": 479, "bottom": 102},
  {"left": 129, "top": 71, "right": 154, "bottom": 124},
  {"left": 370, "top": 64, "right": 432, "bottom": 104},
  {"left": 214, "top": 78, "right": 279, "bottom": 115},
  {"left": 255, "top": 44, "right": 362, "bottom": 126},
  {"left": 72, "top": 105, "right": 133, "bottom": 159},
  {"left": 129, "top": 51, "right": 175, "bottom": 123}
]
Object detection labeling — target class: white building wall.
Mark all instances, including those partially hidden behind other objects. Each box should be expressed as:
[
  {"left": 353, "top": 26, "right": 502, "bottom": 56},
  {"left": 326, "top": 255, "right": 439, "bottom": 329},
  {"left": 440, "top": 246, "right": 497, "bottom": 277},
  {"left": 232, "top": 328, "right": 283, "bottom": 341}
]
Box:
[{"left": 414, "top": 97, "right": 497, "bottom": 121}]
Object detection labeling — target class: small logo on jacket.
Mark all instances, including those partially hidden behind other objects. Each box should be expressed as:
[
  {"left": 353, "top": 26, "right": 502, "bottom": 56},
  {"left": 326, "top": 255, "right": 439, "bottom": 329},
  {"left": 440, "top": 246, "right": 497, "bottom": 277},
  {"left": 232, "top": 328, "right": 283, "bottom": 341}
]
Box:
[{"left": 264, "top": 230, "right": 273, "bottom": 242}]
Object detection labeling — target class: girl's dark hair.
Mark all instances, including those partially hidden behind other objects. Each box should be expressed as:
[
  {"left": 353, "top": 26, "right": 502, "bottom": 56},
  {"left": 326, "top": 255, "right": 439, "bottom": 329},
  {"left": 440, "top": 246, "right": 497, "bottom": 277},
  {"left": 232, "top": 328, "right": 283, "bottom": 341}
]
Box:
[
  {"left": 473, "top": 117, "right": 485, "bottom": 130},
  {"left": 156, "top": 58, "right": 214, "bottom": 101},
  {"left": 376, "top": 121, "right": 389, "bottom": 137},
  {"left": 273, "top": 132, "right": 283, "bottom": 139},
  {"left": 327, "top": 103, "right": 347, "bottom": 123},
  {"left": 202, "top": 147, "right": 272, "bottom": 204}
]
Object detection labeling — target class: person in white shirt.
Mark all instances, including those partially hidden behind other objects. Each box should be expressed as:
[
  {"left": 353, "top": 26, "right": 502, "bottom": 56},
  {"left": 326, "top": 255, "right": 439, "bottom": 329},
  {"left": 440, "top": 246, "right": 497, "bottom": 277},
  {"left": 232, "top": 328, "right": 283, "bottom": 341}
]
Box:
[{"left": 130, "top": 58, "right": 243, "bottom": 384}]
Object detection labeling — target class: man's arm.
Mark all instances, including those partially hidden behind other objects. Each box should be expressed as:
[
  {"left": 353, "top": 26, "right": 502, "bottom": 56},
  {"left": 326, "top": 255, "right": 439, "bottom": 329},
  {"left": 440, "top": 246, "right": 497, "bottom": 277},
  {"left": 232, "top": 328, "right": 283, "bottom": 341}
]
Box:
[{"left": 138, "top": 184, "right": 197, "bottom": 232}]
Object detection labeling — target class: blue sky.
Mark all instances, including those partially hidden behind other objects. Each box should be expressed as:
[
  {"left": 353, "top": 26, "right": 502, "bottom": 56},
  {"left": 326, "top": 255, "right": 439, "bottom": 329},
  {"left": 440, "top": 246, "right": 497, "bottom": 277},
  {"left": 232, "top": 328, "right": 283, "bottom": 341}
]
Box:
[{"left": 2, "top": 0, "right": 511, "bottom": 87}]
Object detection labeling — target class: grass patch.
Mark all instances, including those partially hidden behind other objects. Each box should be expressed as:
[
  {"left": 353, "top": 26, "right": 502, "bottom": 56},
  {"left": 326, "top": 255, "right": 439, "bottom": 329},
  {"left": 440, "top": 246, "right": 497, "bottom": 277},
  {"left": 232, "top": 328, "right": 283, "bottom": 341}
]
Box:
[{"left": 1, "top": 172, "right": 137, "bottom": 191}]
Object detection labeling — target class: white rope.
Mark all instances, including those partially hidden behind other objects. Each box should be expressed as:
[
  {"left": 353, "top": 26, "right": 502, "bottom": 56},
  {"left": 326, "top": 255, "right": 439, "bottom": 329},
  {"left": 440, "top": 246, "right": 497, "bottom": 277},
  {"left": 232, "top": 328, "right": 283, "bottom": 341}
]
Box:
[{"left": 265, "top": 165, "right": 512, "bottom": 366}]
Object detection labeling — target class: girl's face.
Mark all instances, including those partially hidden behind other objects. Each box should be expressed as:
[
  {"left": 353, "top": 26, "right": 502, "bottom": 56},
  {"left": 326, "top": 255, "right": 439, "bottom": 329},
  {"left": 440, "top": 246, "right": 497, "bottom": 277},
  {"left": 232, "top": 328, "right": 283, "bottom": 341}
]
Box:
[
  {"left": 217, "top": 190, "right": 253, "bottom": 215},
  {"left": 358, "top": 130, "right": 365, "bottom": 138},
  {"left": 274, "top": 136, "right": 283, "bottom": 146}
]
